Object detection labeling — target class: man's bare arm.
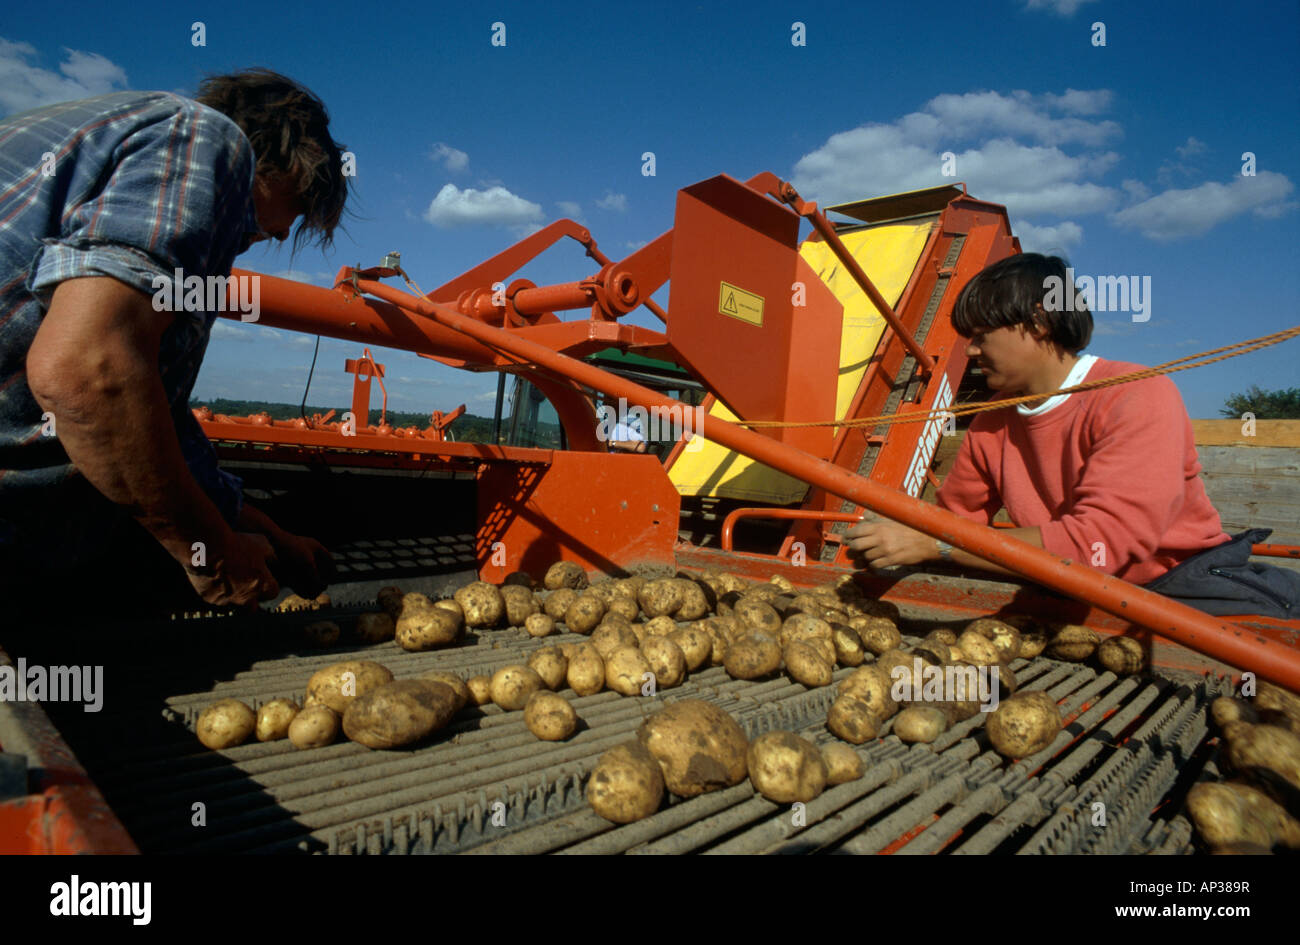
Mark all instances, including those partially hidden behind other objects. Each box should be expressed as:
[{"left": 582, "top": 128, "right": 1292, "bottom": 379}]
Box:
[{"left": 26, "top": 276, "right": 277, "bottom": 605}]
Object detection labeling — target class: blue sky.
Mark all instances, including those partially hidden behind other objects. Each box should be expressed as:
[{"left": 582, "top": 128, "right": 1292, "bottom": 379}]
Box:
[{"left": 2, "top": 0, "right": 1297, "bottom": 419}]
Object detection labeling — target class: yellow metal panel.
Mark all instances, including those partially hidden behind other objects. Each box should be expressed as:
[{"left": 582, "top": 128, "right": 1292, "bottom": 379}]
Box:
[{"left": 669, "top": 222, "right": 934, "bottom": 502}]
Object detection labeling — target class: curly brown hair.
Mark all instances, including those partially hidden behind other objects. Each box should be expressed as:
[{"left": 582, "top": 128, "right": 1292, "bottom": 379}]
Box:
[{"left": 195, "top": 68, "right": 348, "bottom": 250}]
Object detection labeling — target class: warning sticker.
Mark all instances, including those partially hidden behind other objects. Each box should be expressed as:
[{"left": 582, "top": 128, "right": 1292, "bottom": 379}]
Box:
[{"left": 718, "top": 281, "right": 764, "bottom": 326}]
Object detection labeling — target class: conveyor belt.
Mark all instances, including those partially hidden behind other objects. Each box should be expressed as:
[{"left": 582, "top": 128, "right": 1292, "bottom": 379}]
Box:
[{"left": 12, "top": 600, "right": 1227, "bottom": 855}]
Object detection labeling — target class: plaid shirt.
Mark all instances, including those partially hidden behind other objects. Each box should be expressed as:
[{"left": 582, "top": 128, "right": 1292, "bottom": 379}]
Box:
[{"left": 0, "top": 91, "right": 259, "bottom": 565}]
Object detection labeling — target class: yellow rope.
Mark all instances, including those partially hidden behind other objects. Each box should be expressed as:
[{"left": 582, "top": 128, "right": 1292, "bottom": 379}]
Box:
[
  {"left": 385, "top": 268, "right": 1296, "bottom": 433},
  {"left": 738, "top": 325, "right": 1300, "bottom": 430}
]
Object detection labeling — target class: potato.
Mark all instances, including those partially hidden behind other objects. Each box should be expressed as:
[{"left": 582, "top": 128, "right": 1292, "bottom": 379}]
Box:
[
  {"left": 592, "top": 622, "right": 639, "bottom": 659},
  {"left": 733, "top": 597, "right": 782, "bottom": 635},
  {"left": 1186, "top": 780, "right": 1300, "bottom": 850},
  {"left": 987, "top": 690, "right": 1062, "bottom": 758},
  {"left": 785, "top": 641, "right": 833, "bottom": 688},
  {"left": 1097, "top": 635, "right": 1145, "bottom": 674},
  {"left": 1221, "top": 721, "right": 1300, "bottom": 791},
  {"left": 255, "top": 698, "right": 300, "bottom": 742},
  {"left": 789, "top": 593, "right": 828, "bottom": 617},
  {"left": 1015, "top": 620, "right": 1049, "bottom": 659},
  {"left": 395, "top": 603, "right": 462, "bottom": 651},
  {"left": 527, "top": 646, "right": 569, "bottom": 691},
  {"left": 967, "top": 618, "right": 1022, "bottom": 661},
  {"left": 837, "top": 664, "right": 899, "bottom": 720},
  {"left": 196, "top": 699, "right": 256, "bottom": 749},
  {"left": 614, "top": 576, "right": 647, "bottom": 599},
  {"left": 466, "top": 675, "right": 492, "bottom": 706},
  {"left": 605, "top": 594, "right": 640, "bottom": 621},
  {"left": 544, "top": 561, "right": 588, "bottom": 591},
  {"left": 600, "top": 611, "right": 634, "bottom": 633},
  {"left": 524, "top": 690, "right": 578, "bottom": 741},
  {"left": 1254, "top": 681, "right": 1300, "bottom": 725},
  {"left": 566, "top": 644, "right": 606, "bottom": 696},
  {"left": 1212, "top": 696, "right": 1258, "bottom": 730},
  {"left": 747, "top": 731, "right": 827, "bottom": 803},
  {"left": 432, "top": 597, "right": 464, "bottom": 620},
  {"left": 307, "top": 661, "right": 394, "bottom": 715},
  {"left": 342, "top": 680, "right": 458, "bottom": 749},
  {"left": 644, "top": 615, "right": 677, "bottom": 637},
  {"left": 639, "top": 579, "right": 685, "bottom": 619},
  {"left": 831, "top": 624, "right": 866, "bottom": 667},
  {"left": 565, "top": 594, "right": 607, "bottom": 634},
  {"left": 354, "top": 612, "right": 395, "bottom": 645},
  {"left": 606, "top": 645, "right": 654, "bottom": 696},
  {"left": 543, "top": 588, "right": 578, "bottom": 621},
  {"left": 277, "top": 592, "right": 321, "bottom": 613},
  {"left": 820, "top": 743, "right": 864, "bottom": 785},
  {"left": 675, "top": 579, "right": 712, "bottom": 620},
  {"left": 874, "top": 649, "right": 923, "bottom": 700},
  {"left": 641, "top": 635, "right": 686, "bottom": 689},
  {"left": 955, "top": 631, "right": 1001, "bottom": 666},
  {"left": 499, "top": 585, "right": 540, "bottom": 626},
  {"left": 376, "top": 586, "right": 404, "bottom": 620},
  {"left": 587, "top": 741, "right": 665, "bottom": 823},
  {"left": 502, "top": 570, "right": 535, "bottom": 588},
  {"left": 913, "top": 637, "right": 950, "bottom": 666},
  {"left": 419, "top": 671, "right": 471, "bottom": 712},
  {"left": 303, "top": 620, "right": 340, "bottom": 648},
  {"left": 779, "top": 612, "right": 831, "bottom": 649},
  {"left": 524, "top": 613, "right": 556, "bottom": 638},
  {"left": 288, "top": 705, "right": 340, "bottom": 749},
  {"left": 1046, "top": 623, "right": 1099, "bottom": 661},
  {"left": 925, "top": 628, "right": 958, "bottom": 647},
  {"left": 454, "top": 582, "right": 505, "bottom": 629},
  {"left": 724, "top": 631, "right": 782, "bottom": 680},
  {"left": 669, "top": 625, "right": 712, "bottom": 671},
  {"left": 701, "top": 622, "right": 730, "bottom": 665},
  {"left": 893, "top": 706, "right": 949, "bottom": 744},
  {"left": 827, "top": 696, "right": 881, "bottom": 744},
  {"left": 852, "top": 616, "right": 902, "bottom": 656},
  {"left": 768, "top": 574, "right": 796, "bottom": 594},
  {"left": 490, "top": 665, "right": 545, "bottom": 711},
  {"left": 637, "top": 700, "right": 749, "bottom": 797}
]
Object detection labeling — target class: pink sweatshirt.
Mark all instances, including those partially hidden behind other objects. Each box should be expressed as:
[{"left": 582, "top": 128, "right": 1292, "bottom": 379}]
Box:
[{"left": 937, "top": 358, "right": 1228, "bottom": 584}]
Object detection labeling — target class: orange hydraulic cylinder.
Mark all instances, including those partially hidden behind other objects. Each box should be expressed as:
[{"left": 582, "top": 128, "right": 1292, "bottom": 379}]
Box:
[{"left": 354, "top": 278, "right": 1300, "bottom": 691}]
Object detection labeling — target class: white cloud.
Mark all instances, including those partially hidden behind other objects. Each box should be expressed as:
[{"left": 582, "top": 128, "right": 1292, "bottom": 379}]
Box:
[
  {"left": 0, "top": 38, "right": 128, "bottom": 115},
  {"left": 1014, "top": 220, "right": 1084, "bottom": 253},
  {"left": 430, "top": 142, "right": 468, "bottom": 173},
  {"left": 556, "top": 200, "right": 582, "bottom": 218},
  {"left": 423, "top": 183, "right": 543, "bottom": 228},
  {"left": 1023, "top": 0, "right": 1098, "bottom": 15},
  {"left": 625, "top": 240, "right": 648, "bottom": 251},
  {"left": 792, "top": 95, "right": 1122, "bottom": 219},
  {"left": 1110, "top": 171, "right": 1295, "bottom": 240},
  {"left": 596, "top": 191, "right": 628, "bottom": 212},
  {"left": 1176, "top": 137, "right": 1208, "bottom": 160}
]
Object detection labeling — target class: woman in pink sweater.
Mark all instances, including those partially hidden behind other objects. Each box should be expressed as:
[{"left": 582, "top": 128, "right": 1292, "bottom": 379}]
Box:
[{"left": 845, "top": 253, "right": 1298, "bottom": 618}]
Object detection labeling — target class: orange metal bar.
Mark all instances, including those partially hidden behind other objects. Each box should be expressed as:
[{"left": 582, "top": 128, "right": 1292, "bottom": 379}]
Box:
[
  {"left": 721, "top": 509, "right": 860, "bottom": 552},
  {"left": 353, "top": 277, "right": 1300, "bottom": 691}
]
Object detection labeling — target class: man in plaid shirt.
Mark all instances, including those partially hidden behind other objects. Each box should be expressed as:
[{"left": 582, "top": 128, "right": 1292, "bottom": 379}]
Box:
[{"left": 0, "top": 69, "right": 347, "bottom": 611}]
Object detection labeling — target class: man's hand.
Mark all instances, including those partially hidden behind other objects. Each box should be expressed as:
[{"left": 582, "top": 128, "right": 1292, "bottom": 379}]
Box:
[
  {"left": 185, "top": 531, "right": 279, "bottom": 608},
  {"left": 236, "top": 504, "right": 334, "bottom": 598},
  {"left": 844, "top": 514, "right": 938, "bottom": 570}
]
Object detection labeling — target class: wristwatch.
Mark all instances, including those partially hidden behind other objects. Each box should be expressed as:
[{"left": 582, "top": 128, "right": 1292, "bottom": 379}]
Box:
[{"left": 936, "top": 539, "right": 954, "bottom": 561}]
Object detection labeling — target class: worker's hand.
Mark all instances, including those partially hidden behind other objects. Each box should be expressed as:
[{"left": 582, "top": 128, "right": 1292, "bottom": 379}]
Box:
[
  {"left": 185, "top": 531, "right": 280, "bottom": 608},
  {"left": 844, "top": 514, "right": 938, "bottom": 570},
  {"left": 267, "top": 530, "right": 335, "bottom": 600}
]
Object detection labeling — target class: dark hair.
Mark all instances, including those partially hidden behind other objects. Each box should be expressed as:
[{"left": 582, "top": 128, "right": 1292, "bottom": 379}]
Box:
[
  {"left": 951, "top": 253, "right": 1092, "bottom": 354},
  {"left": 195, "top": 68, "right": 348, "bottom": 251}
]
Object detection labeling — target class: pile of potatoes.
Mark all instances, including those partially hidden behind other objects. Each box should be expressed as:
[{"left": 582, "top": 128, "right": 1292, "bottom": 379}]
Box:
[
  {"left": 823, "top": 615, "right": 1069, "bottom": 761},
  {"left": 586, "top": 699, "right": 866, "bottom": 823},
  {"left": 1186, "top": 681, "right": 1300, "bottom": 853}
]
